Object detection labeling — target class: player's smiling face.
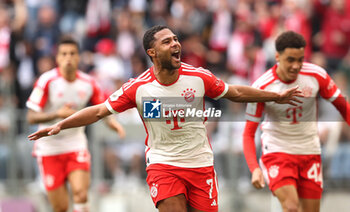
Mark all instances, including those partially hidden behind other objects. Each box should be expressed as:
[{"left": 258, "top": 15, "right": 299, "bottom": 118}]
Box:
[
  {"left": 150, "top": 28, "right": 182, "bottom": 70},
  {"left": 56, "top": 44, "right": 80, "bottom": 73},
  {"left": 276, "top": 47, "right": 304, "bottom": 82}
]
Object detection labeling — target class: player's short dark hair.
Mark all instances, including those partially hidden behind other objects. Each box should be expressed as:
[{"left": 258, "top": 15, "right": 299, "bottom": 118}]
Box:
[
  {"left": 143, "top": 25, "right": 169, "bottom": 52},
  {"left": 275, "top": 31, "right": 306, "bottom": 53},
  {"left": 58, "top": 35, "right": 80, "bottom": 51}
]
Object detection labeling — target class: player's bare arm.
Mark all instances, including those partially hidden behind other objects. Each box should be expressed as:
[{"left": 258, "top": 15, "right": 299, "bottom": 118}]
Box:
[
  {"left": 223, "top": 85, "right": 303, "bottom": 105},
  {"left": 27, "top": 104, "right": 77, "bottom": 124},
  {"left": 105, "top": 116, "right": 126, "bottom": 139},
  {"left": 28, "top": 103, "right": 111, "bottom": 140}
]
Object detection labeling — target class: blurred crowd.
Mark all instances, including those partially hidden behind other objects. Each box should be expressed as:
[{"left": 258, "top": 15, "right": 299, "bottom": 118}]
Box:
[{"left": 1, "top": 0, "right": 350, "bottom": 198}]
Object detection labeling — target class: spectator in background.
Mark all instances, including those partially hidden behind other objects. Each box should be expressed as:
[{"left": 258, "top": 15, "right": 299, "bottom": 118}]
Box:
[
  {"left": 113, "top": 10, "right": 138, "bottom": 79},
  {"left": 282, "top": 0, "right": 312, "bottom": 60},
  {"left": 0, "top": 5, "right": 11, "bottom": 73},
  {"left": 84, "top": 0, "right": 111, "bottom": 51},
  {"left": 14, "top": 40, "right": 36, "bottom": 109},
  {"left": 26, "top": 37, "right": 125, "bottom": 212},
  {"left": 93, "top": 38, "right": 125, "bottom": 98},
  {"left": 227, "top": 3, "right": 265, "bottom": 83},
  {"left": 0, "top": 94, "right": 12, "bottom": 181},
  {"left": 313, "top": 0, "right": 350, "bottom": 73},
  {"left": 58, "top": 0, "right": 88, "bottom": 37},
  {"left": 33, "top": 4, "right": 59, "bottom": 58}
]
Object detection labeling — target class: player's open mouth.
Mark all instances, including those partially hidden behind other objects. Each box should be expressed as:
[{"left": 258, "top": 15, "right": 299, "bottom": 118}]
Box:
[{"left": 172, "top": 50, "right": 180, "bottom": 61}]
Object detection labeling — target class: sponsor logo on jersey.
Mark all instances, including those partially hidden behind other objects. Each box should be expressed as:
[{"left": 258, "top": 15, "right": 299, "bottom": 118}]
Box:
[
  {"left": 181, "top": 88, "right": 196, "bottom": 102},
  {"left": 143, "top": 99, "right": 162, "bottom": 118},
  {"left": 269, "top": 165, "right": 279, "bottom": 178}
]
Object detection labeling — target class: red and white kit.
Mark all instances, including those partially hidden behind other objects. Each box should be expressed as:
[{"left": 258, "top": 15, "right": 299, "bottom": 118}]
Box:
[
  {"left": 244, "top": 62, "right": 349, "bottom": 198},
  {"left": 106, "top": 63, "right": 228, "bottom": 210},
  {"left": 27, "top": 68, "right": 104, "bottom": 156},
  {"left": 26, "top": 68, "right": 104, "bottom": 190}
]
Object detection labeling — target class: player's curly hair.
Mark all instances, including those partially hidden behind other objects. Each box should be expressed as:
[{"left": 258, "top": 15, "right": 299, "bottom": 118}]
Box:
[
  {"left": 143, "top": 25, "right": 169, "bottom": 53},
  {"left": 275, "top": 31, "right": 306, "bottom": 53}
]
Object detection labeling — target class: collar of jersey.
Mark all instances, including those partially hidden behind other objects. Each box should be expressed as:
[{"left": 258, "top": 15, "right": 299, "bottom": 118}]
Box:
[
  {"left": 150, "top": 65, "right": 182, "bottom": 86},
  {"left": 272, "top": 64, "right": 297, "bottom": 84}
]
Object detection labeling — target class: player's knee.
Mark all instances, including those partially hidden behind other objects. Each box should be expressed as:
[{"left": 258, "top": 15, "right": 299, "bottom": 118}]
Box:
[
  {"left": 282, "top": 199, "right": 299, "bottom": 212},
  {"left": 72, "top": 188, "right": 88, "bottom": 203}
]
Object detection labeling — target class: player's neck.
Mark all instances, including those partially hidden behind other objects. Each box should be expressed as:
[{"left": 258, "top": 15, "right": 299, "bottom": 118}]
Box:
[
  {"left": 60, "top": 68, "right": 77, "bottom": 82},
  {"left": 153, "top": 65, "right": 179, "bottom": 85},
  {"left": 276, "top": 66, "right": 289, "bottom": 82}
]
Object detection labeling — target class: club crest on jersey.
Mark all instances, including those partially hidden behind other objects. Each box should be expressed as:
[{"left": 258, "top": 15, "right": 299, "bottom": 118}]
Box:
[
  {"left": 143, "top": 99, "right": 161, "bottom": 118},
  {"left": 45, "top": 174, "right": 55, "bottom": 187},
  {"left": 150, "top": 183, "right": 158, "bottom": 198},
  {"left": 78, "top": 90, "right": 86, "bottom": 99},
  {"left": 181, "top": 88, "right": 196, "bottom": 102},
  {"left": 269, "top": 165, "right": 279, "bottom": 178},
  {"left": 301, "top": 86, "right": 313, "bottom": 98}
]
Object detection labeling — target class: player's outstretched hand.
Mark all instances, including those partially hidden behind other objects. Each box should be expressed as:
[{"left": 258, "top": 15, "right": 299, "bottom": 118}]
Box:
[
  {"left": 28, "top": 125, "right": 61, "bottom": 141},
  {"left": 251, "top": 168, "right": 265, "bottom": 189},
  {"left": 275, "top": 86, "right": 304, "bottom": 106}
]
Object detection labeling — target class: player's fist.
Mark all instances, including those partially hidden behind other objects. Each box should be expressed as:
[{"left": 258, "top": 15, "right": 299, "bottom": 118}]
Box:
[{"left": 251, "top": 168, "right": 265, "bottom": 189}]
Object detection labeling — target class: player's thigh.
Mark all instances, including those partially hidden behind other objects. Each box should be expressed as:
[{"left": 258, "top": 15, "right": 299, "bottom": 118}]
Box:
[
  {"left": 47, "top": 184, "right": 69, "bottom": 211},
  {"left": 274, "top": 184, "right": 299, "bottom": 208},
  {"left": 260, "top": 153, "right": 299, "bottom": 192},
  {"left": 300, "top": 198, "right": 320, "bottom": 212},
  {"left": 68, "top": 169, "right": 90, "bottom": 202},
  {"left": 298, "top": 155, "right": 323, "bottom": 199},
  {"left": 185, "top": 167, "right": 218, "bottom": 212},
  {"left": 157, "top": 194, "right": 187, "bottom": 212}
]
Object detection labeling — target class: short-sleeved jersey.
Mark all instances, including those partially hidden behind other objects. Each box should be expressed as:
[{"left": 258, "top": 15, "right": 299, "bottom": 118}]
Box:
[
  {"left": 246, "top": 62, "right": 340, "bottom": 155},
  {"left": 26, "top": 68, "right": 104, "bottom": 156},
  {"left": 105, "top": 63, "right": 228, "bottom": 168}
]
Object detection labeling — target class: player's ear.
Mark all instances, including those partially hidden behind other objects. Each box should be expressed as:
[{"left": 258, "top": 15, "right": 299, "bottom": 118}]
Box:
[
  {"left": 147, "top": 48, "right": 156, "bottom": 58},
  {"left": 275, "top": 52, "right": 280, "bottom": 62}
]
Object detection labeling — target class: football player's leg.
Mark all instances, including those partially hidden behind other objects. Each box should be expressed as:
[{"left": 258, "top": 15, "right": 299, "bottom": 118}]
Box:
[
  {"left": 274, "top": 184, "right": 299, "bottom": 212},
  {"left": 298, "top": 155, "right": 322, "bottom": 212},
  {"left": 47, "top": 185, "right": 69, "bottom": 212},
  {"left": 300, "top": 198, "right": 320, "bottom": 212},
  {"left": 158, "top": 194, "right": 187, "bottom": 212},
  {"left": 68, "top": 169, "right": 90, "bottom": 212}
]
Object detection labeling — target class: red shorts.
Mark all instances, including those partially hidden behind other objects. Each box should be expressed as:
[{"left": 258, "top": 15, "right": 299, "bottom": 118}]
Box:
[
  {"left": 146, "top": 164, "right": 218, "bottom": 212},
  {"left": 37, "top": 150, "right": 90, "bottom": 191},
  {"left": 260, "top": 153, "right": 323, "bottom": 199}
]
